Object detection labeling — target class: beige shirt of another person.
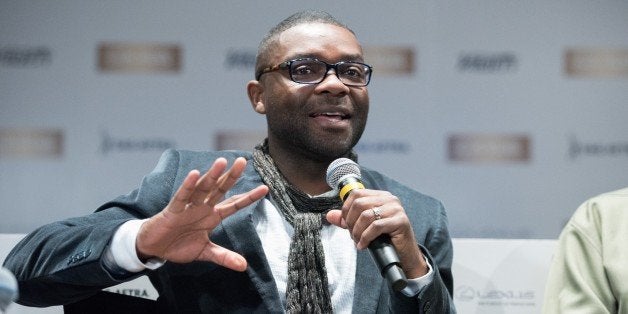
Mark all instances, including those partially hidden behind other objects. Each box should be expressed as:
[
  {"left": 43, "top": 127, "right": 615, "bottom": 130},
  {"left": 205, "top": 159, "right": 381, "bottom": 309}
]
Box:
[{"left": 543, "top": 187, "right": 628, "bottom": 314}]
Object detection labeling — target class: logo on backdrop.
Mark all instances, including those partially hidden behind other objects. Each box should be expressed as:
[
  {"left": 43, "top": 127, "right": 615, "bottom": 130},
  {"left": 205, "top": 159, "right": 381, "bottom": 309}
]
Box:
[
  {"left": 457, "top": 52, "right": 518, "bottom": 73},
  {"left": 455, "top": 285, "right": 536, "bottom": 307},
  {"left": 0, "top": 128, "right": 63, "bottom": 159},
  {"left": 568, "top": 135, "right": 628, "bottom": 160},
  {"left": 0, "top": 46, "right": 52, "bottom": 67},
  {"left": 564, "top": 48, "right": 628, "bottom": 78},
  {"left": 100, "top": 131, "right": 176, "bottom": 155},
  {"left": 363, "top": 46, "right": 415, "bottom": 75},
  {"left": 103, "top": 287, "right": 152, "bottom": 299},
  {"left": 224, "top": 48, "right": 256, "bottom": 70},
  {"left": 448, "top": 133, "right": 531, "bottom": 163},
  {"left": 102, "top": 276, "right": 158, "bottom": 301},
  {"left": 214, "top": 130, "right": 264, "bottom": 151},
  {"left": 97, "top": 42, "right": 182, "bottom": 73},
  {"left": 354, "top": 140, "right": 411, "bottom": 154}
]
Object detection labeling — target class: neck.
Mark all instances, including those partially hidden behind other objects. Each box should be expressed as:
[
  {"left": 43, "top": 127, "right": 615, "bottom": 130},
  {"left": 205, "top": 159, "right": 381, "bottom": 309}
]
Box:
[{"left": 267, "top": 144, "right": 333, "bottom": 196}]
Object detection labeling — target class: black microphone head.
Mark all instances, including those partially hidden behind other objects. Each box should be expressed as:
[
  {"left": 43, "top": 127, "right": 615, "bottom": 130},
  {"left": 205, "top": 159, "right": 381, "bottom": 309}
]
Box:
[{"left": 326, "top": 158, "right": 361, "bottom": 190}]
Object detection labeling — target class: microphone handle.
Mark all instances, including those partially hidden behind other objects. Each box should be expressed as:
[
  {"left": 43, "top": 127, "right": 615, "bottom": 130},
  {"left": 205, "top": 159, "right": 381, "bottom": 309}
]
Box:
[{"left": 369, "top": 235, "right": 408, "bottom": 291}]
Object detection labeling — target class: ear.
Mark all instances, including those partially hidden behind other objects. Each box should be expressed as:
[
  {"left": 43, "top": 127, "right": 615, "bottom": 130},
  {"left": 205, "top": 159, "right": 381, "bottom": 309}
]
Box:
[{"left": 247, "top": 80, "right": 266, "bottom": 114}]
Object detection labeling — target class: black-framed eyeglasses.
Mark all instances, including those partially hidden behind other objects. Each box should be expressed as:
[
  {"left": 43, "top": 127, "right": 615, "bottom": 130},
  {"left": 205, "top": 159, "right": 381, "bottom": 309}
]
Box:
[{"left": 256, "top": 58, "right": 373, "bottom": 87}]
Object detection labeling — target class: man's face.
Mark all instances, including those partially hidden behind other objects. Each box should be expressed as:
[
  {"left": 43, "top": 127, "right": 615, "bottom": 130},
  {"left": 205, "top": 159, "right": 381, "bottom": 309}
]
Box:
[{"left": 255, "top": 23, "right": 369, "bottom": 161}]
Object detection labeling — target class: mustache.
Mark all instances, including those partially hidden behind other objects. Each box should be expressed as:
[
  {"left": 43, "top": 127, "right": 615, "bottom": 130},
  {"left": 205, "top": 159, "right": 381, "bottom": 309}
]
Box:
[{"left": 308, "top": 96, "right": 350, "bottom": 107}]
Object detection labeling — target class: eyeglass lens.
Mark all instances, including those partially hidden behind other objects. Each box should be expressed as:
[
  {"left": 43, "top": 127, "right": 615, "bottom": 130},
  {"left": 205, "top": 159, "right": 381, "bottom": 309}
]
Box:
[{"left": 290, "top": 59, "right": 370, "bottom": 86}]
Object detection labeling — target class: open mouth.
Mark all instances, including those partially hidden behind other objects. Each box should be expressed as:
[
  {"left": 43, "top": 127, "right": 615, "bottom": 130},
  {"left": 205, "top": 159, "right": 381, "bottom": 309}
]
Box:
[{"left": 310, "top": 112, "right": 351, "bottom": 120}]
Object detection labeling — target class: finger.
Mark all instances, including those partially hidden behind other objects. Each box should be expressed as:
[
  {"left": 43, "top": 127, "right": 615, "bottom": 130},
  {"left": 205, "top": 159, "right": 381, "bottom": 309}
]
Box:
[
  {"left": 351, "top": 202, "right": 399, "bottom": 247},
  {"left": 356, "top": 210, "right": 405, "bottom": 250},
  {"left": 343, "top": 190, "right": 382, "bottom": 229},
  {"left": 168, "top": 170, "right": 202, "bottom": 213},
  {"left": 189, "top": 158, "right": 229, "bottom": 205},
  {"left": 204, "top": 157, "right": 248, "bottom": 206},
  {"left": 214, "top": 185, "right": 268, "bottom": 220},
  {"left": 350, "top": 205, "right": 383, "bottom": 244},
  {"left": 347, "top": 191, "right": 398, "bottom": 229},
  {"left": 198, "top": 242, "right": 248, "bottom": 272}
]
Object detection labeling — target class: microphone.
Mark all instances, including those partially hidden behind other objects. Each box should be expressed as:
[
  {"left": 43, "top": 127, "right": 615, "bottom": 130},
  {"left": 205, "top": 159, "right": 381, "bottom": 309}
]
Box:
[
  {"left": 326, "top": 158, "right": 408, "bottom": 291},
  {"left": 0, "top": 266, "right": 18, "bottom": 313}
]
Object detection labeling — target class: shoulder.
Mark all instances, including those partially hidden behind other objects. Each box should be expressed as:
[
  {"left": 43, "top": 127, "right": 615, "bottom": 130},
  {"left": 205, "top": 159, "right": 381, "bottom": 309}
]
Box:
[
  {"left": 168, "top": 149, "right": 253, "bottom": 161},
  {"left": 569, "top": 187, "right": 628, "bottom": 236},
  {"left": 156, "top": 149, "right": 253, "bottom": 169},
  {"left": 585, "top": 187, "right": 628, "bottom": 209},
  {"left": 146, "top": 149, "right": 255, "bottom": 188},
  {"left": 361, "top": 167, "right": 442, "bottom": 206}
]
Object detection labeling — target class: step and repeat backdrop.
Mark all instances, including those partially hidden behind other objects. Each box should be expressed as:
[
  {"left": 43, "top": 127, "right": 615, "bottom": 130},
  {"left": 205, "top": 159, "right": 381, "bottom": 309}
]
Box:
[
  {"left": 1, "top": 1, "right": 627, "bottom": 239},
  {"left": 2, "top": 1, "right": 627, "bottom": 313}
]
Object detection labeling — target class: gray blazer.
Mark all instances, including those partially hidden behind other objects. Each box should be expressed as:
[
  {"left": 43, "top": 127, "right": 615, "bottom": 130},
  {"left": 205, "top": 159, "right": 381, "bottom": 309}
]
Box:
[{"left": 4, "top": 149, "right": 454, "bottom": 313}]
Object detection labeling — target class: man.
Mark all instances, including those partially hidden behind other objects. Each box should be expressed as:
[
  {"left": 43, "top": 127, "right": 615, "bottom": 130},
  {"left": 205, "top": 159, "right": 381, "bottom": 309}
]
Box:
[
  {"left": 543, "top": 187, "right": 628, "bottom": 313},
  {"left": 4, "top": 10, "right": 454, "bottom": 313}
]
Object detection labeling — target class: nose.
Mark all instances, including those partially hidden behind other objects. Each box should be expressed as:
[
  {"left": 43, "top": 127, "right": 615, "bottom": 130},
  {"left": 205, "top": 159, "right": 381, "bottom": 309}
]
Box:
[{"left": 315, "top": 69, "right": 350, "bottom": 95}]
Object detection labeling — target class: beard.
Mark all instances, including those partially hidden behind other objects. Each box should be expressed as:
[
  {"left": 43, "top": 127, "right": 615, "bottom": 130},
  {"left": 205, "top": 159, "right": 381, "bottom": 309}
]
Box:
[
  {"left": 265, "top": 98, "right": 367, "bottom": 162},
  {"left": 279, "top": 127, "right": 358, "bottom": 161}
]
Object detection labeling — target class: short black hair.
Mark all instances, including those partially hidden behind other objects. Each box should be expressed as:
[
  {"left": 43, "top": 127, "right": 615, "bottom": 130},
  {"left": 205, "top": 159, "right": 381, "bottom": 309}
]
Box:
[{"left": 254, "top": 10, "right": 355, "bottom": 80}]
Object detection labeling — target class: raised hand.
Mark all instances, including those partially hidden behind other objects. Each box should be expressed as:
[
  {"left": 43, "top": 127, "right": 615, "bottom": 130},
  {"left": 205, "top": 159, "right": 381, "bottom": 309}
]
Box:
[{"left": 136, "top": 157, "right": 268, "bottom": 271}]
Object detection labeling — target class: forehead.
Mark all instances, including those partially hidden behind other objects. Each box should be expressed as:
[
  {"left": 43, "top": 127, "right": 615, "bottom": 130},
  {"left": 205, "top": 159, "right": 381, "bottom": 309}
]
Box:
[{"left": 274, "top": 23, "right": 363, "bottom": 62}]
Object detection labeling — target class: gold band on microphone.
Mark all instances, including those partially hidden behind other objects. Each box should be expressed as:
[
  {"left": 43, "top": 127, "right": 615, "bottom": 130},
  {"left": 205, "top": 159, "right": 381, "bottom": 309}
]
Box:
[{"left": 339, "top": 181, "right": 365, "bottom": 201}]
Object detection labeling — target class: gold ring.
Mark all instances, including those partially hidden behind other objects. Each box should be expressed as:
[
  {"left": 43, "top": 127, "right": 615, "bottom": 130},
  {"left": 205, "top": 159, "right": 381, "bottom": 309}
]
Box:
[{"left": 372, "top": 207, "right": 382, "bottom": 220}]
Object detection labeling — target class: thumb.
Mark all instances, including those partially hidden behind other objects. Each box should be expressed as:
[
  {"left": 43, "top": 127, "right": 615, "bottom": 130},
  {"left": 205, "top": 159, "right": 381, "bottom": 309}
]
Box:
[
  {"left": 199, "top": 243, "right": 248, "bottom": 272},
  {"left": 326, "top": 209, "right": 347, "bottom": 228}
]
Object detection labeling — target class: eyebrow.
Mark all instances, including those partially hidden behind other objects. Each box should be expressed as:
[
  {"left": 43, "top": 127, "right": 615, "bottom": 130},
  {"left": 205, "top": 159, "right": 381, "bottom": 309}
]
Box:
[{"left": 286, "top": 53, "right": 365, "bottom": 63}]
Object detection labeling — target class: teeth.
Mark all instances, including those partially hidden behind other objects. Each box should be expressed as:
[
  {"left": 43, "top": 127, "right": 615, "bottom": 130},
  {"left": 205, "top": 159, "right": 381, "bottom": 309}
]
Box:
[{"left": 312, "top": 112, "right": 348, "bottom": 118}]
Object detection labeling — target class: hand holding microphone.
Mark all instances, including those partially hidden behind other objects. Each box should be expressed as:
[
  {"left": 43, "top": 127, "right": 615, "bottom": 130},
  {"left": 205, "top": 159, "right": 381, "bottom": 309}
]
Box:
[{"left": 326, "top": 158, "right": 426, "bottom": 291}]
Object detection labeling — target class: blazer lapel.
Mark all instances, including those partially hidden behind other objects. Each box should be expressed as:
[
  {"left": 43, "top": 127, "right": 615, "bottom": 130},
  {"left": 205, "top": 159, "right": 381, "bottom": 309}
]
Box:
[{"left": 221, "top": 164, "right": 283, "bottom": 312}]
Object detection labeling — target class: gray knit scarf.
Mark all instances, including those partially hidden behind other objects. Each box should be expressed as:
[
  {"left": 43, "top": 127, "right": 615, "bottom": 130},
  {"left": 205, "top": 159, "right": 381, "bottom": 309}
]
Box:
[{"left": 252, "top": 140, "right": 356, "bottom": 314}]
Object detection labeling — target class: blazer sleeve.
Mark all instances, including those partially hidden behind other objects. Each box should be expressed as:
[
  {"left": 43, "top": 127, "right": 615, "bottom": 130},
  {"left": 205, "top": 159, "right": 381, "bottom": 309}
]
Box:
[
  {"left": 2, "top": 149, "right": 184, "bottom": 307},
  {"left": 388, "top": 204, "right": 456, "bottom": 314},
  {"left": 417, "top": 200, "right": 455, "bottom": 313}
]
